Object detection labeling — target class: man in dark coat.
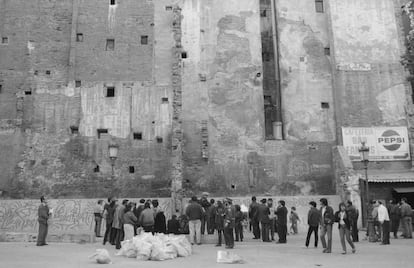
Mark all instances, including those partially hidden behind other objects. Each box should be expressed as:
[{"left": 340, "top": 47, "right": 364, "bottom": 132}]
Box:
[
  {"left": 223, "top": 198, "right": 236, "bottom": 249},
  {"left": 199, "top": 192, "right": 211, "bottom": 235},
  {"left": 167, "top": 215, "right": 181, "bottom": 234},
  {"left": 388, "top": 200, "right": 401, "bottom": 239},
  {"left": 37, "top": 196, "right": 51, "bottom": 246},
  {"left": 346, "top": 200, "right": 359, "bottom": 242},
  {"left": 185, "top": 196, "right": 204, "bottom": 245},
  {"left": 258, "top": 198, "right": 271, "bottom": 242},
  {"left": 305, "top": 201, "right": 321, "bottom": 248},
  {"left": 249, "top": 196, "right": 260, "bottom": 239},
  {"left": 319, "top": 198, "right": 335, "bottom": 253},
  {"left": 275, "top": 200, "right": 288, "bottom": 243}
]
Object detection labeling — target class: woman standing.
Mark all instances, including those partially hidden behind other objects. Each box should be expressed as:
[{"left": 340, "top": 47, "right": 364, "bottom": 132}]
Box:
[
  {"left": 123, "top": 203, "right": 138, "bottom": 240},
  {"left": 334, "top": 202, "right": 356, "bottom": 254}
]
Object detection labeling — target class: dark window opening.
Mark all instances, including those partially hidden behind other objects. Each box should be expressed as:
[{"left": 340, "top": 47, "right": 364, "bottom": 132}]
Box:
[
  {"left": 76, "top": 33, "right": 83, "bottom": 42},
  {"left": 315, "top": 0, "right": 324, "bottom": 13},
  {"left": 140, "top": 36, "right": 148, "bottom": 45},
  {"left": 46, "top": 70, "right": 51, "bottom": 75},
  {"left": 156, "top": 137, "right": 163, "bottom": 143},
  {"left": 1, "top": 37, "right": 8, "bottom": 44},
  {"left": 97, "top": 129, "right": 108, "bottom": 139},
  {"left": 165, "top": 6, "right": 173, "bottom": 11},
  {"left": 70, "top": 126, "right": 79, "bottom": 134},
  {"left": 260, "top": 9, "right": 267, "bottom": 17},
  {"left": 199, "top": 74, "right": 206, "bottom": 81},
  {"left": 75, "top": 80, "right": 81, "bottom": 87},
  {"left": 321, "top": 102, "right": 330, "bottom": 109},
  {"left": 34, "top": 70, "right": 38, "bottom": 75},
  {"left": 152, "top": 121, "right": 155, "bottom": 124},
  {"left": 300, "top": 57, "right": 305, "bottom": 62},
  {"left": 106, "top": 87, "right": 115, "bottom": 97},
  {"left": 106, "top": 39, "right": 115, "bottom": 50},
  {"left": 133, "top": 132, "right": 142, "bottom": 140},
  {"left": 110, "top": 0, "right": 116, "bottom": 5},
  {"left": 24, "top": 90, "right": 32, "bottom": 95},
  {"left": 0, "top": 85, "right": 2, "bottom": 93},
  {"left": 324, "top": 47, "right": 330, "bottom": 56},
  {"left": 94, "top": 165, "right": 100, "bottom": 172},
  {"left": 129, "top": 166, "right": 135, "bottom": 173},
  {"left": 162, "top": 97, "right": 169, "bottom": 103},
  {"left": 181, "top": 51, "right": 187, "bottom": 58}
]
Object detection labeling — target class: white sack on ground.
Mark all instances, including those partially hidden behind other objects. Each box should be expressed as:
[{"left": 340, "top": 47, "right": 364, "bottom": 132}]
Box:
[
  {"left": 117, "top": 233, "right": 192, "bottom": 261},
  {"left": 217, "top": 250, "right": 244, "bottom": 264},
  {"left": 89, "top": 249, "right": 112, "bottom": 264}
]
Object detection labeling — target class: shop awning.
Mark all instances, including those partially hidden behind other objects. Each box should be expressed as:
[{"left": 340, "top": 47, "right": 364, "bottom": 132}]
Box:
[
  {"left": 393, "top": 187, "right": 414, "bottom": 193},
  {"left": 366, "top": 171, "right": 414, "bottom": 183}
]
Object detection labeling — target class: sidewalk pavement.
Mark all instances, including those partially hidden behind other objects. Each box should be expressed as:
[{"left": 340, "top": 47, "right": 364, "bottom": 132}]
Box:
[{"left": 0, "top": 230, "right": 413, "bottom": 268}]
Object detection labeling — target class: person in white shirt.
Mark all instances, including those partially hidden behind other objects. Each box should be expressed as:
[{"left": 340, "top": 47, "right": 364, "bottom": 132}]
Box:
[{"left": 375, "top": 200, "right": 390, "bottom": 245}]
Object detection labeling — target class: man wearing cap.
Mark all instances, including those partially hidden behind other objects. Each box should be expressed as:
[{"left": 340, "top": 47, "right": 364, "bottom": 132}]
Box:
[
  {"left": 186, "top": 196, "right": 204, "bottom": 245},
  {"left": 224, "top": 198, "right": 236, "bottom": 249}
]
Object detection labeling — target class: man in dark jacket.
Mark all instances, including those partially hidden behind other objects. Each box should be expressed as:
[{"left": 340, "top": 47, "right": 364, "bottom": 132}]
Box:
[
  {"left": 258, "top": 198, "right": 271, "bottom": 242},
  {"left": 199, "top": 192, "right": 211, "bottom": 235},
  {"left": 249, "top": 196, "right": 260, "bottom": 239},
  {"left": 275, "top": 200, "right": 288, "bottom": 243},
  {"left": 37, "top": 196, "right": 51, "bottom": 246},
  {"left": 185, "top": 196, "right": 204, "bottom": 245},
  {"left": 167, "top": 215, "right": 181, "bottom": 234},
  {"left": 346, "top": 200, "right": 359, "bottom": 242},
  {"left": 223, "top": 198, "right": 236, "bottom": 249},
  {"left": 305, "top": 201, "right": 321, "bottom": 248},
  {"left": 388, "top": 200, "right": 401, "bottom": 239},
  {"left": 319, "top": 198, "right": 334, "bottom": 253}
]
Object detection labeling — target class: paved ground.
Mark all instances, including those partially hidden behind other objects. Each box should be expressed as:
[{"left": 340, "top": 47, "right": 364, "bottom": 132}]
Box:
[{"left": 0, "top": 230, "right": 413, "bottom": 268}]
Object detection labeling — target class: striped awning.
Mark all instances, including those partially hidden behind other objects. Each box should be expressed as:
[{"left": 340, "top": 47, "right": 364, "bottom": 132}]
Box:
[{"left": 367, "top": 172, "right": 414, "bottom": 183}]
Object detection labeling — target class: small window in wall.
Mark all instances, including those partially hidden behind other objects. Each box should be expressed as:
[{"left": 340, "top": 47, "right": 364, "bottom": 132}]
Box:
[
  {"left": 46, "top": 70, "right": 51, "bottom": 75},
  {"left": 97, "top": 128, "right": 108, "bottom": 139},
  {"left": 106, "top": 86, "right": 115, "bottom": 97},
  {"left": 0, "top": 85, "right": 2, "bottom": 93},
  {"left": 165, "top": 6, "right": 173, "bottom": 11},
  {"left": 110, "top": 0, "right": 116, "bottom": 5},
  {"left": 129, "top": 166, "right": 135, "bottom": 173},
  {"left": 1, "top": 37, "right": 8, "bottom": 44},
  {"left": 181, "top": 52, "right": 187, "bottom": 59},
  {"left": 24, "top": 90, "right": 32, "bottom": 95},
  {"left": 133, "top": 132, "right": 142, "bottom": 140},
  {"left": 76, "top": 33, "right": 83, "bottom": 42},
  {"left": 75, "top": 80, "right": 81, "bottom": 87},
  {"left": 321, "top": 102, "right": 330, "bottom": 109},
  {"left": 315, "top": 0, "right": 324, "bottom": 13},
  {"left": 324, "top": 47, "right": 330, "bottom": 56},
  {"left": 34, "top": 70, "right": 38, "bottom": 75},
  {"left": 162, "top": 97, "right": 169, "bottom": 103},
  {"left": 70, "top": 126, "right": 79, "bottom": 134},
  {"left": 140, "top": 35, "right": 148, "bottom": 45},
  {"left": 156, "top": 136, "right": 163, "bottom": 143},
  {"left": 106, "top": 39, "right": 115, "bottom": 50},
  {"left": 260, "top": 9, "right": 267, "bottom": 17},
  {"left": 94, "top": 165, "right": 100, "bottom": 172}
]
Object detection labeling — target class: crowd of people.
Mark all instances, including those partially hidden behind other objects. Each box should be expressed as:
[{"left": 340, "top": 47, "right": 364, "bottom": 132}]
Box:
[{"left": 37, "top": 194, "right": 413, "bottom": 254}]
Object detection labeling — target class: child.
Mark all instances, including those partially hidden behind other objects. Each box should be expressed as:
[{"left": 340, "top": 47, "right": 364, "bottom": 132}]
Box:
[
  {"left": 234, "top": 204, "right": 245, "bottom": 242},
  {"left": 167, "top": 215, "right": 181, "bottom": 234},
  {"left": 289, "top": 207, "right": 299, "bottom": 234}
]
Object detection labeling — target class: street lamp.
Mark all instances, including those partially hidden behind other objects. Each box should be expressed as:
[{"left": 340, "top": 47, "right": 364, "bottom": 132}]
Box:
[
  {"left": 108, "top": 143, "right": 119, "bottom": 179},
  {"left": 358, "top": 141, "right": 370, "bottom": 227}
]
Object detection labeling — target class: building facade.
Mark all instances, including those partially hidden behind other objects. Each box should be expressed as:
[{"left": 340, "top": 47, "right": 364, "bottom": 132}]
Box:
[{"left": 0, "top": 0, "right": 413, "bottom": 202}]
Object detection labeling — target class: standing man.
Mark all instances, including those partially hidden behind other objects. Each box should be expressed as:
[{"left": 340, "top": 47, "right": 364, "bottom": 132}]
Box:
[
  {"left": 268, "top": 198, "right": 276, "bottom": 241},
  {"left": 94, "top": 200, "right": 104, "bottom": 237},
  {"left": 319, "top": 198, "right": 334, "bottom": 253},
  {"left": 305, "top": 201, "right": 320, "bottom": 248},
  {"left": 400, "top": 198, "right": 413, "bottom": 239},
  {"left": 346, "top": 200, "right": 359, "bottom": 242},
  {"left": 113, "top": 199, "right": 128, "bottom": 249},
  {"left": 388, "top": 200, "right": 401, "bottom": 239},
  {"left": 258, "top": 198, "right": 271, "bottom": 242},
  {"left": 376, "top": 200, "right": 390, "bottom": 245},
  {"left": 249, "top": 196, "right": 260, "bottom": 239},
  {"left": 199, "top": 192, "right": 211, "bottom": 235},
  {"left": 207, "top": 199, "right": 216, "bottom": 234},
  {"left": 275, "top": 200, "right": 288, "bottom": 244},
  {"left": 185, "top": 196, "right": 204, "bottom": 245},
  {"left": 223, "top": 198, "right": 236, "bottom": 249},
  {"left": 37, "top": 196, "right": 51, "bottom": 246}
]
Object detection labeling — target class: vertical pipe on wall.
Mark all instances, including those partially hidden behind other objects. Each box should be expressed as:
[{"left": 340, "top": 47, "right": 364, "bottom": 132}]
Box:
[{"left": 270, "top": 0, "right": 283, "bottom": 140}]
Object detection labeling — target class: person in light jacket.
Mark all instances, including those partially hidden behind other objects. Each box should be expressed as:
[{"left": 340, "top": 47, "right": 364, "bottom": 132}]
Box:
[
  {"left": 334, "top": 202, "right": 356, "bottom": 254},
  {"left": 139, "top": 202, "right": 155, "bottom": 234}
]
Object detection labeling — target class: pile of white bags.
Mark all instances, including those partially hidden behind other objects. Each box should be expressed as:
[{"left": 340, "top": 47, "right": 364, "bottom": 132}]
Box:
[{"left": 116, "top": 233, "right": 192, "bottom": 261}]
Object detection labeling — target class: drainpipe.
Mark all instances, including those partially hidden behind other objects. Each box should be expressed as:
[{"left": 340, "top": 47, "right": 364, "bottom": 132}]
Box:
[{"left": 270, "top": 0, "right": 283, "bottom": 140}]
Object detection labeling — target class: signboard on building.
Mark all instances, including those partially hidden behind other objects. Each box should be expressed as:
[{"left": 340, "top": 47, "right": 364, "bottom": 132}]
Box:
[{"left": 342, "top": 127, "right": 410, "bottom": 161}]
